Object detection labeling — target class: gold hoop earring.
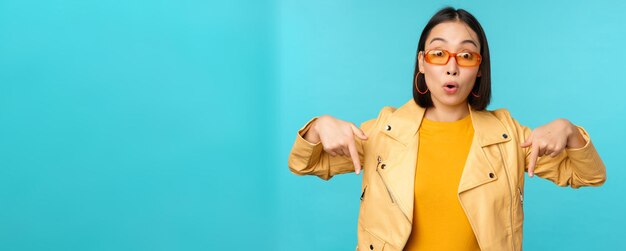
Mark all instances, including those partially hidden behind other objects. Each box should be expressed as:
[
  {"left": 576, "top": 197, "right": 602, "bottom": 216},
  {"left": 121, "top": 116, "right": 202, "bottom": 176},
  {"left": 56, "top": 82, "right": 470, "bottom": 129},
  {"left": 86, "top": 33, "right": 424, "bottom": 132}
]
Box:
[{"left": 414, "top": 72, "right": 428, "bottom": 94}]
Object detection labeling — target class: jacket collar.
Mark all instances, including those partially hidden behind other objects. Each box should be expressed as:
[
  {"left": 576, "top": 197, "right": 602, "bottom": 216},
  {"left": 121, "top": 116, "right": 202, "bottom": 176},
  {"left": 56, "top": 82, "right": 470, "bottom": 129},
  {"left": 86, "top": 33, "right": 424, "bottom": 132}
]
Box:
[{"left": 381, "top": 99, "right": 511, "bottom": 146}]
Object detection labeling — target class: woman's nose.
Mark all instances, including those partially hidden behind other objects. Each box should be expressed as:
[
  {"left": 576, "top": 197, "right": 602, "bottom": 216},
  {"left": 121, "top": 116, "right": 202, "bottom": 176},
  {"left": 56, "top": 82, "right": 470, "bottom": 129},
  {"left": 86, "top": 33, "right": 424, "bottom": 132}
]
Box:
[{"left": 446, "top": 57, "right": 459, "bottom": 76}]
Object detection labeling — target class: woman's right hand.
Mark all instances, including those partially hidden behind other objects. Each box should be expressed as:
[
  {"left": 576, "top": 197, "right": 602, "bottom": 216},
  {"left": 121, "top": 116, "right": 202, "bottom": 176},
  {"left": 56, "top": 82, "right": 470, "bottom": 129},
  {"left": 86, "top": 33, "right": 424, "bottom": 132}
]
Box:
[{"left": 304, "top": 115, "right": 369, "bottom": 174}]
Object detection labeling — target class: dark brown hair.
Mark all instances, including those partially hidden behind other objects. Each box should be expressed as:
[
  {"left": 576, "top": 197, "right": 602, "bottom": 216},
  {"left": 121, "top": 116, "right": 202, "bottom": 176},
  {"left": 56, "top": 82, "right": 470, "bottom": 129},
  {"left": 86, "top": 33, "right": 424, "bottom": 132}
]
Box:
[{"left": 413, "top": 7, "right": 491, "bottom": 110}]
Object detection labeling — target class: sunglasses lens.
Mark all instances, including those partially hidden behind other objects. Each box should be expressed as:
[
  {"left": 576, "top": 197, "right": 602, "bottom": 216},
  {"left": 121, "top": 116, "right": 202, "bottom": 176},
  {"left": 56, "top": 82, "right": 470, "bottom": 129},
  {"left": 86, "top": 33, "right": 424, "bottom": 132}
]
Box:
[
  {"left": 456, "top": 52, "right": 481, "bottom": 67},
  {"left": 425, "top": 50, "right": 449, "bottom": 65}
]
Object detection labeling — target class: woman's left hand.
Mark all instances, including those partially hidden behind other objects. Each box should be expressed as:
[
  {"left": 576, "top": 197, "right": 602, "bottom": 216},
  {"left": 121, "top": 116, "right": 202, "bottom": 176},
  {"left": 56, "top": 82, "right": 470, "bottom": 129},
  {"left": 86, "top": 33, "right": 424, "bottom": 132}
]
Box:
[{"left": 520, "top": 118, "right": 586, "bottom": 178}]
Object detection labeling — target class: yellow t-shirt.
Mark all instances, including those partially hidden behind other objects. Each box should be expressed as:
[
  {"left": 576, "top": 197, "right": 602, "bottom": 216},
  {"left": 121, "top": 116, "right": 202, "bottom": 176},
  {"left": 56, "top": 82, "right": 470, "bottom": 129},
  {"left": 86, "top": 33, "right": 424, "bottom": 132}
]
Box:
[{"left": 403, "top": 113, "right": 480, "bottom": 251}]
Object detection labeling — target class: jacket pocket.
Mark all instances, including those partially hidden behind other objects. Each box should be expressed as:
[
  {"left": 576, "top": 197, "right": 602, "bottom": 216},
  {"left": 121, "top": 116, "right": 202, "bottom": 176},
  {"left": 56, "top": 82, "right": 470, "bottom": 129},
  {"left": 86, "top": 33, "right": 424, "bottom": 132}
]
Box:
[
  {"left": 375, "top": 155, "right": 395, "bottom": 204},
  {"left": 518, "top": 187, "right": 524, "bottom": 207},
  {"left": 359, "top": 185, "right": 368, "bottom": 215},
  {"left": 514, "top": 186, "right": 524, "bottom": 230},
  {"left": 360, "top": 185, "right": 368, "bottom": 201},
  {"left": 512, "top": 186, "right": 525, "bottom": 251},
  {"left": 357, "top": 223, "right": 387, "bottom": 251}
]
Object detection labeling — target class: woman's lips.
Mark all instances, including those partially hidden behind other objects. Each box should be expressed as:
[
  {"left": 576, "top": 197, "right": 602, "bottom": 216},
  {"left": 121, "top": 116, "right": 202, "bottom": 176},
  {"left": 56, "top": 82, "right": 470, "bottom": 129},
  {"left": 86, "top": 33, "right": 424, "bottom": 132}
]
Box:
[{"left": 443, "top": 82, "right": 459, "bottom": 94}]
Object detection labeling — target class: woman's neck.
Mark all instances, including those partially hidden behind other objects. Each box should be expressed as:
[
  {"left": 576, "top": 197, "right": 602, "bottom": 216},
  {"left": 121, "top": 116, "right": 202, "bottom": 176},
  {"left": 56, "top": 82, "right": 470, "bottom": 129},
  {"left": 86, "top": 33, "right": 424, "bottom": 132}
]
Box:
[{"left": 424, "top": 103, "right": 470, "bottom": 122}]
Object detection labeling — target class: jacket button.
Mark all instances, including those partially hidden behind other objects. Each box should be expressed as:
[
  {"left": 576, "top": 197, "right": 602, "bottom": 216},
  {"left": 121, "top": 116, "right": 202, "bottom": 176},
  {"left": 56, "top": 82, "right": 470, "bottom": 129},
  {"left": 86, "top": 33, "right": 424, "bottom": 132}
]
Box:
[
  {"left": 381, "top": 164, "right": 386, "bottom": 169},
  {"left": 502, "top": 133, "right": 508, "bottom": 139},
  {"left": 386, "top": 125, "right": 391, "bottom": 131},
  {"left": 489, "top": 172, "right": 495, "bottom": 178},
  {"left": 370, "top": 244, "right": 374, "bottom": 250}
]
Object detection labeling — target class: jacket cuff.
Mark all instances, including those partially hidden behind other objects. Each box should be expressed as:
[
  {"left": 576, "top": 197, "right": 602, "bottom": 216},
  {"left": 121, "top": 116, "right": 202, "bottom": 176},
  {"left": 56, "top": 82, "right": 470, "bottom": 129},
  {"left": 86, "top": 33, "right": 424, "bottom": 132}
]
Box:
[
  {"left": 565, "top": 125, "right": 605, "bottom": 178},
  {"left": 289, "top": 117, "right": 324, "bottom": 172}
]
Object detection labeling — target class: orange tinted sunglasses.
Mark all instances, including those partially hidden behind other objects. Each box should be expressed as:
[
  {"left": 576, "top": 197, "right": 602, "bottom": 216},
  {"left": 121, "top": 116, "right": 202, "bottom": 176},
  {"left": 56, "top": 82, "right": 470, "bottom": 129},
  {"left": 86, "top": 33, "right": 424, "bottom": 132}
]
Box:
[{"left": 423, "top": 49, "right": 482, "bottom": 67}]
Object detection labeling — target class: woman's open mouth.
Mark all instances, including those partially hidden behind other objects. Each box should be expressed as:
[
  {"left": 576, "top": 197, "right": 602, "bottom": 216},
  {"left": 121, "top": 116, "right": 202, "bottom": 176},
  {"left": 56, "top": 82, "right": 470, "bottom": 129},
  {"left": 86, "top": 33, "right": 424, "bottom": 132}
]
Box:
[{"left": 443, "top": 82, "right": 458, "bottom": 94}]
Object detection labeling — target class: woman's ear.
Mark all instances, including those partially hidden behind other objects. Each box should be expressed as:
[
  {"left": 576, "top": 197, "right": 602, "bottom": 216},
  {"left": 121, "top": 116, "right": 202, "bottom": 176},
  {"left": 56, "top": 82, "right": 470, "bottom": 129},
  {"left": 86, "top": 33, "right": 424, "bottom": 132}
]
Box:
[{"left": 418, "top": 51, "right": 425, "bottom": 73}]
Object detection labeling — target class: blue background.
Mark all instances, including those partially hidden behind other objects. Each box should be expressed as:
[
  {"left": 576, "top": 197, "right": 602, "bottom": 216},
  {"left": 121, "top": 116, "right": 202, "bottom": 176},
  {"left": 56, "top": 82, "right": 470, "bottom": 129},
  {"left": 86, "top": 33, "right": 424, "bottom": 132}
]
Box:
[{"left": 1, "top": 0, "right": 624, "bottom": 250}]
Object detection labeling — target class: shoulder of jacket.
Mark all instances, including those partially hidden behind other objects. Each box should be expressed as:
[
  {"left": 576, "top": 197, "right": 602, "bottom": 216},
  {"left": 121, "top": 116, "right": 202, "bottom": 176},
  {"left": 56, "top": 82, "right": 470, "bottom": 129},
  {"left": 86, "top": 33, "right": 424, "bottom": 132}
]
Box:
[
  {"left": 379, "top": 105, "right": 398, "bottom": 117},
  {"left": 487, "top": 107, "right": 526, "bottom": 132},
  {"left": 376, "top": 105, "right": 398, "bottom": 124},
  {"left": 359, "top": 106, "right": 397, "bottom": 134},
  {"left": 489, "top": 107, "right": 512, "bottom": 120},
  {"left": 484, "top": 107, "right": 519, "bottom": 127}
]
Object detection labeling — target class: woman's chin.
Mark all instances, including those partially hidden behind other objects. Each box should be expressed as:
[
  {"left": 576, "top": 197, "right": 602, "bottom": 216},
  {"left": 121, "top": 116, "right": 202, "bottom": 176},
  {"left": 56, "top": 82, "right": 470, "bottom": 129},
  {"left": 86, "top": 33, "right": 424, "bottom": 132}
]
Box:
[{"left": 432, "top": 95, "right": 468, "bottom": 107}]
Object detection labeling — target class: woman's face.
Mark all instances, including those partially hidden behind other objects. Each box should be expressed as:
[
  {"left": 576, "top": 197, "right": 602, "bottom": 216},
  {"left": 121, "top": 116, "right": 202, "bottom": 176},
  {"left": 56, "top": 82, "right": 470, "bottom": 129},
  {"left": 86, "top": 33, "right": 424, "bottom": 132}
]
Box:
[{"left": 419, "top": 21, "right": 481, "bottom": 108}]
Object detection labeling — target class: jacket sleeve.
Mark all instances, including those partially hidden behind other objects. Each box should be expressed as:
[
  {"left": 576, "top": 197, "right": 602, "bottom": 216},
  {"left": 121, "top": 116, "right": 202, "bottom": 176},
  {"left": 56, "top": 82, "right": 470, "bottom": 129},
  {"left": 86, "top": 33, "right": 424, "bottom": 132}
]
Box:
[
  {"left": 287, "top": 116, "right": 378, "bottom": 181},
  {"left": 513, "top": 118, "right": 607, "bottom": 188}
]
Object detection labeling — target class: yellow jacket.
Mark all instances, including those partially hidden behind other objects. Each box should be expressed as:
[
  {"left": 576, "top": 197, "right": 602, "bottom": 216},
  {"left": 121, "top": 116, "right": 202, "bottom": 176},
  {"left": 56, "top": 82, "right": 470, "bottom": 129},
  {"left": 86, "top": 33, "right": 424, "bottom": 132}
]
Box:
[{"left": 287, "top": 99, "right": 606, "bottom": 251}]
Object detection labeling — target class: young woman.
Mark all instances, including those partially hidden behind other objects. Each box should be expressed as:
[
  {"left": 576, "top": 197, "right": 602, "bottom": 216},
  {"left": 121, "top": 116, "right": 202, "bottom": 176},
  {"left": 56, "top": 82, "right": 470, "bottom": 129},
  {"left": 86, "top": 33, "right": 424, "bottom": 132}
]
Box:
[{"left": 287, "top": 7, "right": 606, "bottom": 251}]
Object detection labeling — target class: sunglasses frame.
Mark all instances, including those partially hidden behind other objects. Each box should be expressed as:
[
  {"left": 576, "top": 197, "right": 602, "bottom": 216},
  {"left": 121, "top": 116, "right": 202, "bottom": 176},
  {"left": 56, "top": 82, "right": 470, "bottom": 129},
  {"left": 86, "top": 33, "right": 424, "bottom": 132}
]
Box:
[{"left": 422, "top": 49, "right": 482, "bottom": 67}]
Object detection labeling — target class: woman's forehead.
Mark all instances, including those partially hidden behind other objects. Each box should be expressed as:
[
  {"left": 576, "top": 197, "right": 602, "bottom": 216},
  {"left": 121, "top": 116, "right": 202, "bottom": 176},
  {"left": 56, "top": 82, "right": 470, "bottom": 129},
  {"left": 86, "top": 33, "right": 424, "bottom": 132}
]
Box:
[{"left": 426, "top": 21, "right": 480, "bottom": 50}]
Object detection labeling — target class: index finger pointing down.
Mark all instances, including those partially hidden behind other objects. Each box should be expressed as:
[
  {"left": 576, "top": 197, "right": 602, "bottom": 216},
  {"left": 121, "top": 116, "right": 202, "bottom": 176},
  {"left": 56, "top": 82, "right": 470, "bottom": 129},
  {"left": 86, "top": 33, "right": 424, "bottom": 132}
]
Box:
[{"left": 347, "top": 140, "right": 362, "bottom": 175}]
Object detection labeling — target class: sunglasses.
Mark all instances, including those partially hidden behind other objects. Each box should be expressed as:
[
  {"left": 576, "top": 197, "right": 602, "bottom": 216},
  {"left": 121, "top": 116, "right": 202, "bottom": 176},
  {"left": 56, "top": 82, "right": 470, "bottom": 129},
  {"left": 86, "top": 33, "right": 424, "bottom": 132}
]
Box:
[{"left": 423, "top": 49, "right": 482, "bottom": 67}]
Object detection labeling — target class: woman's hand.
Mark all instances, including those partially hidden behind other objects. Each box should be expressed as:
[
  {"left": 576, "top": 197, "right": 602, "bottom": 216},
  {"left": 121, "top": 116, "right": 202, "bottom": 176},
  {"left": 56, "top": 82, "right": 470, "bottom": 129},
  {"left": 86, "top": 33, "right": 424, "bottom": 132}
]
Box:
[
  {"left": 306, "top": 115, "right": 369, "bottom": 174},
  {"left": 520, "top": 118, "right": 587, "bottom": 177}
]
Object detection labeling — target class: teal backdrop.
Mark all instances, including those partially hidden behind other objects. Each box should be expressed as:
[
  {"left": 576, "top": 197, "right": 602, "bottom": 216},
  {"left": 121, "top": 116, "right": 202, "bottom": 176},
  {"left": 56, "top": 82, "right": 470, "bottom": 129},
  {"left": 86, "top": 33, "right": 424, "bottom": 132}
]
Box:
[{"left": 1, "top": 0, "right": 624, "bottom": 250}]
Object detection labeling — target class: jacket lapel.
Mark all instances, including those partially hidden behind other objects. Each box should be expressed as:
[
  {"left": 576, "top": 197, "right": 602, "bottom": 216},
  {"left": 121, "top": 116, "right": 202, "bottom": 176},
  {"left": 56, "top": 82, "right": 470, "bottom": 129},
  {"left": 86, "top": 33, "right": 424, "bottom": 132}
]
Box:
[
  {"left": 378, "top": 99, "right": 512, "bottom": 223},
  {"left": 377, "top": 100, "right": 422, "bottom": 223},
  {"left": 457, "top": 107, "right": 512, "bottom": 193}
]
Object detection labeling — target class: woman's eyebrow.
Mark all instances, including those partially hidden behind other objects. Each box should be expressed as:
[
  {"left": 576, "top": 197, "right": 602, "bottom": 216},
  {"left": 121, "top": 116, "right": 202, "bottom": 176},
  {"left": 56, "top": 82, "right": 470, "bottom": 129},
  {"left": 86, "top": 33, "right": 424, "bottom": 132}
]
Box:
[
  {"left": 429, "top": 37, "right": 447, "bottom": 44},
  {"left": 461, "top": 39, "right": 479, "bottom": 48},
  {"left": 429, "top": 37, "right": 478, "bottom": 48}
]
